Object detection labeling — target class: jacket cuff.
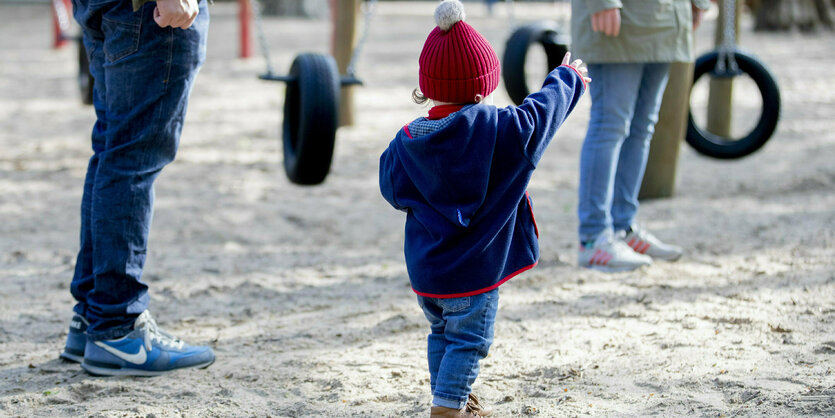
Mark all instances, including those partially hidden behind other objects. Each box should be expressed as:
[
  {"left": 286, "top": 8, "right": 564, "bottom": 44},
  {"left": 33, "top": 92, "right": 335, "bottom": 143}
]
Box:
[
  {"left": 559, "top": 65, "right": 587, "bottom": 93},
  {"left": 588, "top": 0, "right": 623, "bottom": 15},
  {"left": 692, "top": 0, "right": 711, "bottom": 10},
  {"left": 133, "top": 0, "right": 154, "bottom": 12}
]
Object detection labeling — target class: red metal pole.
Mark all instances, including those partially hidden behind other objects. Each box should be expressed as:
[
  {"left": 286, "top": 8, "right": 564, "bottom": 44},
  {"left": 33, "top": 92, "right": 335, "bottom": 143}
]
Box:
[
  {"left": 239, "top": 0, "right": 252, "bottom": 58},
  {"left": 52, "top": 0, "right": 71, "bottom": 49}
]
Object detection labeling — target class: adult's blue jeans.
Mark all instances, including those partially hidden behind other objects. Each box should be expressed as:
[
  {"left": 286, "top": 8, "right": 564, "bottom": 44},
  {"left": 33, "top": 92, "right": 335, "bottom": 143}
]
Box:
[
  {"left": 417, "top": 289, "right": 498, "bottom": 410},
  {"left": 577, "top": 63, "right": 671, "bottom": 243},
  {"left": 70, "top": 0, "right": 209, "bottom": 340}
]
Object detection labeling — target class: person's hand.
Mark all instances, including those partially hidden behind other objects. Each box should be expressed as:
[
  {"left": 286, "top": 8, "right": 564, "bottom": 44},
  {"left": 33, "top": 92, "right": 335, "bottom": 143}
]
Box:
[
  {"left": 692, "top": 4, "right": 705, "bottom": 30},
  {"left": 154, "top": 0, "right": 199, "bottom": 29},
  {"left": 561, "top": 52, "right": 592, "bottom": 85},
  {"left": 591, "top": 7, "right": 620, "bottom": 37}
]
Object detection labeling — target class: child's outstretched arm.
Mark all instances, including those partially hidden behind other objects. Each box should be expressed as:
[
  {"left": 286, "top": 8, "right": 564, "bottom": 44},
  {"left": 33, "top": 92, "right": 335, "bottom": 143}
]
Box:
[
  {"left": 500, "top": 53, "right": 588, "bottom": 167},
  {"left": 379, "top": 145, "right": 407, "bottom": 212}
]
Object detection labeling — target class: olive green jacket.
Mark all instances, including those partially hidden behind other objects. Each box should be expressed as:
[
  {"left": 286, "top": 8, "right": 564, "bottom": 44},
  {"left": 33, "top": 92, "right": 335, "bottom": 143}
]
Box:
[{"left": 570, "top": 0, "right": 711, "bottom": 64}]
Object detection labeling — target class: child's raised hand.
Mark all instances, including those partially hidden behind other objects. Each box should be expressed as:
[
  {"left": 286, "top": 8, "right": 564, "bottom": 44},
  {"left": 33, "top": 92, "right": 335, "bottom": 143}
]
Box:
[{"left": 561, "top": 52, "right": 592, "bottom": 85}]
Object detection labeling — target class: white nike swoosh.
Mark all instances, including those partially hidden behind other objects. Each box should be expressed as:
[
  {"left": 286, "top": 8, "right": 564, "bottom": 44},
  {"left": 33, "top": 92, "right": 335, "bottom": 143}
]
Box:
[{"left": 94, "top": 341, "right": 148, "bottom": 364}]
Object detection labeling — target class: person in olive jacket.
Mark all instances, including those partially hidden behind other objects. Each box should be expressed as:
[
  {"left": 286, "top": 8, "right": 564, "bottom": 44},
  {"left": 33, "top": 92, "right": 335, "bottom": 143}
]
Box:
[{"left": 570, "top": 0, "right": 709, "bottom": 272}]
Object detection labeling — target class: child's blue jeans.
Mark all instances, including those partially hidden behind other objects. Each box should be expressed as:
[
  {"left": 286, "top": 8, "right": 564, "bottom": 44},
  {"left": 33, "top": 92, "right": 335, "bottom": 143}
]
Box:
[
  {"left": 69, "top": 0, "right": 209, "bottom": 340},
  {"left": 417, "top": 289, "right": 499, "bottom": 410}
]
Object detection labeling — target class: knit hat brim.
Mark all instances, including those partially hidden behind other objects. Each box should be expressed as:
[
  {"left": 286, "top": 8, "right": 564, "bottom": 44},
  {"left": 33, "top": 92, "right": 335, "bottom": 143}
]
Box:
[{"left": 419, "top": 65, "right": 500, "bottom": 103}]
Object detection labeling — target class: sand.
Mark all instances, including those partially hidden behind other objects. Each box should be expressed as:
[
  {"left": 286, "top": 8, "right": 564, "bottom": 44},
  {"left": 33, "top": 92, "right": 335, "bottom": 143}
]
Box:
[{"left": 1, "top": 2, "right": 833, "bottom": 416}]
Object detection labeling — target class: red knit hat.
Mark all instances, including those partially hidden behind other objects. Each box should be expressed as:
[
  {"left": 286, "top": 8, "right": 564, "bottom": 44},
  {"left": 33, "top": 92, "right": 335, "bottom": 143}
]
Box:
[{"left": 419, "top": 0, "right": 500, "bottom": 103}]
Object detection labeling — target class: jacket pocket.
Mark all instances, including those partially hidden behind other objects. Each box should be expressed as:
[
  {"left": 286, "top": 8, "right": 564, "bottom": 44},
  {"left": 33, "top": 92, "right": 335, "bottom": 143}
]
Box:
[
  {"left": 101, "top": 3, "right": 142, "bottom": 62},
  {"left": 622, "top": 0, "right": 675, "bottom": 29}
]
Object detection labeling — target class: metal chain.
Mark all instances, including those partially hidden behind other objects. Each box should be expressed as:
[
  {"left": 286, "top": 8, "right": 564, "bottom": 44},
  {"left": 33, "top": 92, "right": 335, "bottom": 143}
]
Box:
[
  {"left": 345, "top": 0, "right": 378, "bottom": 78},
  {"left": 250, "top": 0, "right": 277, "bottom": 76}
]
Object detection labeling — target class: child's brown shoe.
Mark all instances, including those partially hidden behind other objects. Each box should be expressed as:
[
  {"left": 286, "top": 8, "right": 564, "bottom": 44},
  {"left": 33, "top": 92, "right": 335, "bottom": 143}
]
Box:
[
  {"left": 430, "top": 394, "right": 492, "bottom": 418},
  {"left": 466, "top": 393, "right": 493, "bottom": 417},
  {"left": 429, "top": 406, "right": 478, "bottom": 418}
]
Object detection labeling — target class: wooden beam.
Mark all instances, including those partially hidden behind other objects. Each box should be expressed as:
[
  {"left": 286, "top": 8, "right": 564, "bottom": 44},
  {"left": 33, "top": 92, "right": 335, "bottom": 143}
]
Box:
[
  {"left": 332, "top": 0, "right": 361, "bottom": 127},
  {"left": 639, "top": 62, "right": 694, "bottom": 199},
  {"left": 707, "top": 0, "right": 741, "bottom": 137}
]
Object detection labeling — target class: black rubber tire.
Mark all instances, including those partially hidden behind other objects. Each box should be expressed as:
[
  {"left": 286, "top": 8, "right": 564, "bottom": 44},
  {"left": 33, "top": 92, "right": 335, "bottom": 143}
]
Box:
[
  {"left": 282, "top": 53, "right": 340, "bottom": 185},
  {"left": 687, "top": 50, "right": 781, "bottom": 159},
  {"left": 78, "top": 39, "right": 94, "bottom": 105},
  {"left": 502, "top": 22, "right": 569, "bottom": 106}
]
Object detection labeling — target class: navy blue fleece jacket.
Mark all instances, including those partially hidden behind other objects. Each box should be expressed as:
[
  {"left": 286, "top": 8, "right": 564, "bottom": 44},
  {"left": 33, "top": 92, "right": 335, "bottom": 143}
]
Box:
[{"left": 379, "top": 65, "right": 585, "bottom": 298}]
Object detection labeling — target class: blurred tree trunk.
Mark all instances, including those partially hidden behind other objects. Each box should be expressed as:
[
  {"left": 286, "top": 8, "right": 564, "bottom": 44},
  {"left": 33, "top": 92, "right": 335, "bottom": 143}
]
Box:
[
  {"left": 259, "top": 0, "right": 329, "bottom": 18},
  {"left": 750, "top": 0, "right": 835, "bottom": 31}
]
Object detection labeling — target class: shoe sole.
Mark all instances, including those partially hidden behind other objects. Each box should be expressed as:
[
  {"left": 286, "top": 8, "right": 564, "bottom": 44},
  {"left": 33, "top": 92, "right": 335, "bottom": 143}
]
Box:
[
  {"left": 649, "top": 253, "right": 682, "bottom": 262},
  {"left": 59, "top": 351, "right": 84, "bottom": 364},
  {"left": 581, "top": 263, "right": 648, "bottom": 273},
  {"left": 81, "top": 358, "right": 215, "bottom": 377}
]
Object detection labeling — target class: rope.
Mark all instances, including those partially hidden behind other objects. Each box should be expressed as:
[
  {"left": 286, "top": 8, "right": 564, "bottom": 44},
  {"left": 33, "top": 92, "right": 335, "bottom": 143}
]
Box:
[{"left": 715, "top": 0, "right": 739, "bottom": 75}]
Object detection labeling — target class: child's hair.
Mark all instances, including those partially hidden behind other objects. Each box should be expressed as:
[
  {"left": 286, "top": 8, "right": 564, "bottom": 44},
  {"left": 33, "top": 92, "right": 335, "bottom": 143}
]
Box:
[{"left": 412, "top": 88, "right": 430, "bottom": 105}]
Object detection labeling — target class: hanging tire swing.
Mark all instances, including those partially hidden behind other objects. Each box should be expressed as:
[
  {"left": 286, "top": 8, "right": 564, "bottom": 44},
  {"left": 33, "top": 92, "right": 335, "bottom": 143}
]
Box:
[
  {"left": 261, "top": 53, "right": 362, "bottom": 185},
  {"left": 78, "top": 39, "right": 94, "bottom": 105},
  {"left": 686, "top": 49, "right": 781, "bottom": 159},
  {"left": 250, "top": 0, "right": 373, "bottom": 185},
  {"left": 502, "top": 21, "right": 569, "bottom": 106},
  {"left": 686, "top": 0, "right": 780, "bottom": 159},
  {"left": 279, "top": 53, "right": 340, "bottom": 185}
]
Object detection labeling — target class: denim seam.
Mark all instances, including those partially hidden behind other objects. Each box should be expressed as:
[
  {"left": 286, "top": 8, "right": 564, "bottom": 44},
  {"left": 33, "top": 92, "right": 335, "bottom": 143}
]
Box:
[
  {"left": 611, "top": 63, "right": 668, "bottom": 231},
  {"left": 578, "top": 66, "right": 600, "bottom": 242},
  {"left": 163, "top": 28, "right": 173, "bottom": 89},
  {"left": 436, "top": 292, "right": 494, "bottom": 409},
  {"left": 610, "top": 65, "right": 644, "bottom": 230}
]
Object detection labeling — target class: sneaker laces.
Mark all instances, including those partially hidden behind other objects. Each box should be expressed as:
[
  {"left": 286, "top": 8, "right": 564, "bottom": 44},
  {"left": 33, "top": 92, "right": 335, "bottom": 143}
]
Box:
[
  {"left": 135, "top": 311, "right": 185, "bottom": 351},
  {"left": 627, "top": 224, "right": 667, "bottom": 248},
  {"left": 595, "top": 230, "right": 633, "bottom": 253},
  {"left": 466, "top": 393, "right": 490, "bottom": 416}
]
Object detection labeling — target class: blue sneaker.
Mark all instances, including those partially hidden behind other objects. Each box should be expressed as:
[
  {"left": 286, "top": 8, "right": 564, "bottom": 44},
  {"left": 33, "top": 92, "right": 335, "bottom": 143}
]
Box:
[
  {"left": 59, "top": 314, "right": 89, "bottom": 363},
  {"left": 81, "top": 311, "right": 215, "bottom": 376}
]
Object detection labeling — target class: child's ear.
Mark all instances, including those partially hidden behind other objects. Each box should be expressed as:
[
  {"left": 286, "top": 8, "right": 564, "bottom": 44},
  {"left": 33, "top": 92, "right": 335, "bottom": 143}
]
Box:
[{"left": 474, "top": 94, "right": 484, "bottom": 103}]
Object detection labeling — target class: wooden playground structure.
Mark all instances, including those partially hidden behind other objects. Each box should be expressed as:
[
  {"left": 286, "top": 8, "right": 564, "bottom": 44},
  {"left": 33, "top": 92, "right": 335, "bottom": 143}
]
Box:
[{"left": 49, "top": 0, "right": 781, "bottom": 191}]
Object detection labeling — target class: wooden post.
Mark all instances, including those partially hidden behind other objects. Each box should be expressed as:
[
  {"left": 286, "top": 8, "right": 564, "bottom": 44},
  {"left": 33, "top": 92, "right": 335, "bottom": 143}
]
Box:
[
  {"left": 706, "top": 0, "right": 741, "bottom": 136},
  {"left": 639, "top": 62, "right": 694, "bottom": 199},
  {"left": 332, "top": 0, "right": 361, "bottom": 127}
]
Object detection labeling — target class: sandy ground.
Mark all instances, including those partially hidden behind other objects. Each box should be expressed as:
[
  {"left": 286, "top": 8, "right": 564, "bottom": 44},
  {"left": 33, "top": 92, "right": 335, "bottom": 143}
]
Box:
[{"left": 1, "top": 2, "right": 834, "bottom": 416}]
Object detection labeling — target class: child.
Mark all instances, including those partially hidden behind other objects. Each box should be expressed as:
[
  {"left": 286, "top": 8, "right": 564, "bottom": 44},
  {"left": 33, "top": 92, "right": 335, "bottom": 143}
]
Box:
[{"left": 378, "top": 1, "right": 590, "bottom": 417}]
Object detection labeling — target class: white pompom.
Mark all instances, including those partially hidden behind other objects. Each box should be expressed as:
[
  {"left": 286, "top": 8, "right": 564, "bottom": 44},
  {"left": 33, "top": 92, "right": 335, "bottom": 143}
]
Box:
[{"left": 435, "top": 0, "right": 466, "bottom": 31}]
